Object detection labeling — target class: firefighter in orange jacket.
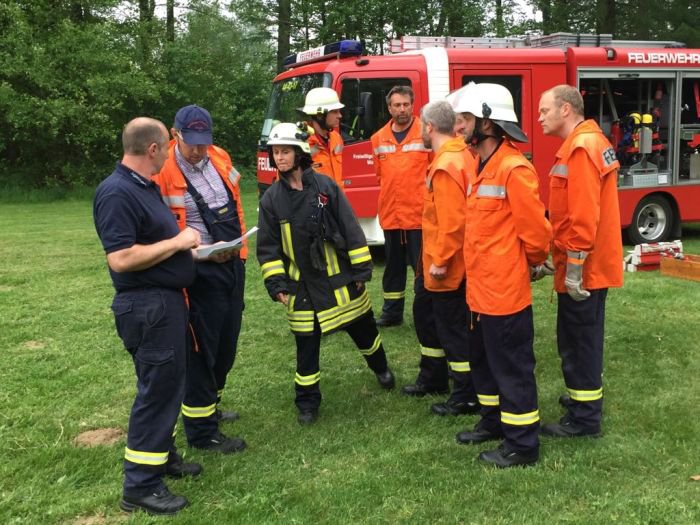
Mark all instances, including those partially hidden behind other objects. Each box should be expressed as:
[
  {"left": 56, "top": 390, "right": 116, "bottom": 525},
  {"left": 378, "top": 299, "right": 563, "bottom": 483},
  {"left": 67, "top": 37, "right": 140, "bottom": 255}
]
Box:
[
  {"left": 371, "top": 85, "right": 431, "bottom": 327},
  {"left": 538, "top": 85, "right": 623, "bottom": 438},
  {"left": 451, "top": 83, "right": 552, "bottom": 468},
  {"left": 300, "top": 87, "right": 344, "bottom": 188},
  {"left": 401, "top": 100, "right": 478, "bottom": 414},
  {"left": 153, "top": 105, "right": 247, "bottom": 455}
]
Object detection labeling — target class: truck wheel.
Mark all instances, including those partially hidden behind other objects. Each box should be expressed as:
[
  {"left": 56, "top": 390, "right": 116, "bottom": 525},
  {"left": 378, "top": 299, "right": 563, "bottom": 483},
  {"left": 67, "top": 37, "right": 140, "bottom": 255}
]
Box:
[{"left": 627, "top": 195, "right": 673, "bottom": 245}]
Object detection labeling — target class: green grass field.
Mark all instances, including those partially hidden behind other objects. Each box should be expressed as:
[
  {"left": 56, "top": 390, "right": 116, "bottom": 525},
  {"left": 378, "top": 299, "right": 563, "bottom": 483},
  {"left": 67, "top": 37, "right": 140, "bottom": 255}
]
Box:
[{"left": 1, "top": 189, "right": 699, "bottom": 524}]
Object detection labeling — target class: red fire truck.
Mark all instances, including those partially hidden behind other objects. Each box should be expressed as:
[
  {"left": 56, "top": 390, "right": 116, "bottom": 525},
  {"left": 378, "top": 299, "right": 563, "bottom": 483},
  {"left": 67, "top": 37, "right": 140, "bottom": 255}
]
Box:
[{"left": 257, "top": 33, "right": 700, "bottom": 245}]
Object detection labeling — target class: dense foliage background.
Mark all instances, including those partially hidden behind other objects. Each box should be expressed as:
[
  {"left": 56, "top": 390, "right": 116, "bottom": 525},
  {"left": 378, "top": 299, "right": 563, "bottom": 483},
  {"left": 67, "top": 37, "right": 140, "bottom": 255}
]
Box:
[{"left": 1, "top": 0, "right": 698, "bottom": 188}]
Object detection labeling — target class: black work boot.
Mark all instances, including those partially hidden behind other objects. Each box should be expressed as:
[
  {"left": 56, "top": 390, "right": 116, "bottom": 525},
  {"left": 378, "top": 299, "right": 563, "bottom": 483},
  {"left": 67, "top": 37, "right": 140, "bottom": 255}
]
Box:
[
  {"left": 165, "top": 453, "right": 202, "bottom": 479},
  {"left": 375, "top": 316, "right": 403, "bottom": 327},
  {"left": 401, "top": 383, "right": 449, "bottom": 397},
  {"left": 431, "top": 399, "right": 480, "bottom": 416},
  {"left": 456, "top": 421, "right": 504, "bottom": 445},
  {"left": 120, "top": 487, "right": 188, "bottom": 516},
  {"left": 297, "top": 409, "right": 319, "bottom": 425},
  {"left": 190, "top": 431, "right": 247, "bottom": 454},
  {"left": 541, "top": 417, "right": 602, "bottom": 438},
  {"left": 478, "top": 444, "right": 539, "bottom": 468},
  {"left": 375, "top": 368, "right": 396, "bottom": 390}
]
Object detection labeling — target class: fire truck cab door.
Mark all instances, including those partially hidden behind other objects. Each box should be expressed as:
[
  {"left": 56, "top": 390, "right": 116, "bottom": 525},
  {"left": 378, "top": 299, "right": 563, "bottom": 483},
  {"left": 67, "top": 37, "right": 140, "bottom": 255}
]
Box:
[{"left": 335, "top": 71, "right": 422, "bottom": 219}]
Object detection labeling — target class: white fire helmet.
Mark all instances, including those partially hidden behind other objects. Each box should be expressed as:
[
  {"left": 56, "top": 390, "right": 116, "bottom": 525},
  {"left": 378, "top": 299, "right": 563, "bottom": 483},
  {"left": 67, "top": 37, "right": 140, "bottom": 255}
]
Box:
[
  {"left": 300, "top": 87, "right": 345, "bottom": 115},
  {"left": 267, "top": 122, "right": 311, "bottom": 153},
  {"left": 447, "top": 82, "right": 528, "bottom": 143}
]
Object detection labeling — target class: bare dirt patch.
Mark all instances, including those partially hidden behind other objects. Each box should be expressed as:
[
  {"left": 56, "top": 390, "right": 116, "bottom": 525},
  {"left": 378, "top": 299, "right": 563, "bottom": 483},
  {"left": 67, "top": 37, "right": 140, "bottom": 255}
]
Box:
[
  {"left": 23, "top": 340, "right": 45, "bottom": 349},
  {"left": 73, "top": 427, "right": 125, "bottom": 448},
  {"left": 68, "top": 514, "right": 127, "bottom": 525}
]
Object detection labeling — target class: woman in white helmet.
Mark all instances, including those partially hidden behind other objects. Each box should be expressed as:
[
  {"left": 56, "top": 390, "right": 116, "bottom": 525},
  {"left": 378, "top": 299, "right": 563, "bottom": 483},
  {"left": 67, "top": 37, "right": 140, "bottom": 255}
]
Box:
[
  {"left": 299, "top": 87, "right": 345, "bottom": 189},
  {"left": 256, "top": 122, "right": 395, "bottom": 425}
]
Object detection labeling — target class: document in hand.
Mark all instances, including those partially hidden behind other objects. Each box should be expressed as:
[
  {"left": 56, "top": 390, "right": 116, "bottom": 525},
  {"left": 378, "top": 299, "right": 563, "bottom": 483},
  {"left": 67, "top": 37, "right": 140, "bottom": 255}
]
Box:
[{"left": 196, "top": 226, "right": 259, "bottom": 259}]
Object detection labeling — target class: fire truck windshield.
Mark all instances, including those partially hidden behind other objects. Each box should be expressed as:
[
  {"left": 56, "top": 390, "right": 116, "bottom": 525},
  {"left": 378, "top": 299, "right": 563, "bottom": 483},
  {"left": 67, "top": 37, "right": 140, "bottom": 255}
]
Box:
[{"left": 259, "top": 73, "right": 331, "bottom": 146}]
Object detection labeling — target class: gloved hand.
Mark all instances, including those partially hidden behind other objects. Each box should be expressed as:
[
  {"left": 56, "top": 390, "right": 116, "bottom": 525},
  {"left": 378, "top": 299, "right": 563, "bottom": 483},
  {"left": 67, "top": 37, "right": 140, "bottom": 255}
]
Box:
[
  {"left": 530, "top": 260, "right": 555, "bottom": 282},
  {"left": 565, "top": 250, "right": 590, "bottom": 301}
]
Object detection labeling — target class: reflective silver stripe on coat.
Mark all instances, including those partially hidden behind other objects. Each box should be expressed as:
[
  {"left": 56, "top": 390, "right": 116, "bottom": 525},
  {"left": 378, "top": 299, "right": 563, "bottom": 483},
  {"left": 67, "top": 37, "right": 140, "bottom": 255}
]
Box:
[
  {"left": 162, "top": 195, "right": 185, "bottom": 207},
  {"left": 467, "top": 183, "right": 472, "bottom": 196},
  {"left": 333, "top": 144, "right": 343, "bottom": 155},
  {"left": 476, "top": 185, "right": 506, "bottom": 198},
  {"left": 374, "top": 145, "right": 396, "bottom": 155},
  {"left": 401, "top": 143, "right": 431, "bottom": 153},
  {"left": 310, "top": 145, "right": 321, "bottom": 156},
  {"left": 550, "top": 164, "right": 568, "bottom": 177},
  {"left": 228, "top": 168, "right": 240, "bottom": 186}
]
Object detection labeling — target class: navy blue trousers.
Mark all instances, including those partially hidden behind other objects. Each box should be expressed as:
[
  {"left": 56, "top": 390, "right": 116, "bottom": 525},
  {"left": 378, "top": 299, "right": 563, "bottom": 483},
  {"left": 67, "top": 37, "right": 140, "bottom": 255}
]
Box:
[
  {"left": 111, "top": 288, "right": 188, "bottom": 497},
  {"left": 381, "top": 229, "right": 421, "bottom": 321},
  {"left": 294, "top": 313, "right": 388, "bottom": 412},
  {"left": 412, "top": 276, "right": 476, "bottom": 403},
  {"left": 557, "top": 289, "right": 608, "bottom": 429},
  {"left": 468, "top": 306, "right": 540, "bottom": 453},
  {"left": 183, "top": 258, "right": 245, "bottom": 445}
]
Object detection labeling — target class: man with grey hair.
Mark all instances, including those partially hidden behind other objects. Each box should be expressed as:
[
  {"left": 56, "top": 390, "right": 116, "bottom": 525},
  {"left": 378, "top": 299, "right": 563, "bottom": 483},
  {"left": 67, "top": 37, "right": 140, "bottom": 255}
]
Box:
[
  {"left": 402, "top": 100, "right": 478, "bottom": 416},
  {"left": 94, "top": 117, "right": 202, "bottom": 515}
]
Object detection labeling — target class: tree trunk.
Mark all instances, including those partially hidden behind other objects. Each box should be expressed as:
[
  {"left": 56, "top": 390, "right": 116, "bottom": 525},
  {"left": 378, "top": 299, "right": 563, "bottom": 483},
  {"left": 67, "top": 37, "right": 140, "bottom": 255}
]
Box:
[
  {"left": 139, "top": 0, "right": 155, "bottom": 22},
  {"left": 277, "top": 0, "right": 291, "bottom": 73},
  {"left": 166, "top": 0, "right": 175, "bottom": 42},
  {"left": 596, "top": 0, "right": 616, "bottom": 35},
  {"left": 495, "top": 0, "right": 504, "bottom": 37}
]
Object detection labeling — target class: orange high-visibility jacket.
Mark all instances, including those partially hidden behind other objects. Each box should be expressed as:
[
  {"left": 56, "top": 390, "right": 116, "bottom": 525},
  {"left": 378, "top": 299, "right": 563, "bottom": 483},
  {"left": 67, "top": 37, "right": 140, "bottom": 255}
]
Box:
[
  {"left": 309, "top": 130, "right": 343, "bottom": 189},
  {"left": 371, "top": 117, "right": 431, "bottom": 230},
  {"left": 464, "top": 140, "right": 551, "bottom": 315},
  {"left": 548, "top": 119, "right": 623, "bottom": 292},
  {"left": 422, "top": 137, "right": 473, "bottom": 292},
  {"left": 153, "top": 141, "right": 248, "bottom": 260}
]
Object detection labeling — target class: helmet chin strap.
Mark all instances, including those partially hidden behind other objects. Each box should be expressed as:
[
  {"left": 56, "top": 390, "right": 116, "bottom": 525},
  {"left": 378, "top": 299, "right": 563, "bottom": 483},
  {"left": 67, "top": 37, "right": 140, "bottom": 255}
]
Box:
[
  {"left": 313, "top": 114, "right": 332, "bottom": 133},
  {"left": 470, "top": 118, "right": 498, "bottom": 146}
]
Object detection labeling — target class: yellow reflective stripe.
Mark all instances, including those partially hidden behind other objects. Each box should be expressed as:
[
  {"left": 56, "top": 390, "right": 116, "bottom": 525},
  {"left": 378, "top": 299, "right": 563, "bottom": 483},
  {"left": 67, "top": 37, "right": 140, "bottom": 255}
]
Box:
[
  {"left": 324, "top": 242, "right": 340, "bottom": 276},
  {"left": 289, "top": 261, "right": 301, "bottom": 280},
  {"left": 383, "top": 291, "right": 405, "bottom": 300},
  {"left": 172, "top": 423, "right": 177, "bottom": 438},
  {"left": 359, "top": 334, "right": 382, "bottom": 356},
  {"left": 567, "top": 387, "right": 603, "bottom": 402},
  {"left": 477, "top": 393, "right": 499, "bottom": 406},
  {"left": 501, "top": 409, "right": 540, "bottom": 426},
  {"left": 421, "top": 346, "right": 445, "bottom": 358},
  {"left": 281, "top": 222, "right": 295, "bottom": 262},
  {"left": 449, "top": 361, "right": 471, "bottom": 372},
  {"left": 287, "top": 298, "right": 315, "bottom": 332},
  {"left": 124, "top": 447, "right": 169, "bottom": 466},
  {"left": 348, "top": 246, "right": 371, "bottom": 265},
  {"left": 261, "top": 260, "right": 285, "bottom": 279},
  {"left": 295, "top": 372, "right": 320, "bottom": 386},
  {"left": 287, "top": 310, "right": 315, "bottom": 320},
  {"left": 318, "top": 290, "right": 372, "bottom": 332},
  {"left": 334, "top": 286, "right": 351, "bottom": 306},
  {"left": 181, "top": 403, "right": 217, "bottom": 418}
]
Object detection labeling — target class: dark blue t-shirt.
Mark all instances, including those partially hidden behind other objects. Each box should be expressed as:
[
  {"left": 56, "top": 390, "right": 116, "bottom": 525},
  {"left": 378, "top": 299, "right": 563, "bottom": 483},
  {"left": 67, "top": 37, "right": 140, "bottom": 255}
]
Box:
[{"left": 93, "top": 162, "right": 196, "bottom": 292}]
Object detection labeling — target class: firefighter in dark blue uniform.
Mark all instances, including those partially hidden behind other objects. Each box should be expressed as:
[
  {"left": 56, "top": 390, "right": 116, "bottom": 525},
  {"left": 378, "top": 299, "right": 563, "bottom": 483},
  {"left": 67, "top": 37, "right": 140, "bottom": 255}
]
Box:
[
  {"left": 257, "top": 123, "right": 396, "bottom": 424},
  {"left": 94, "top": 117, "right": 202, "bottom": 516}
]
